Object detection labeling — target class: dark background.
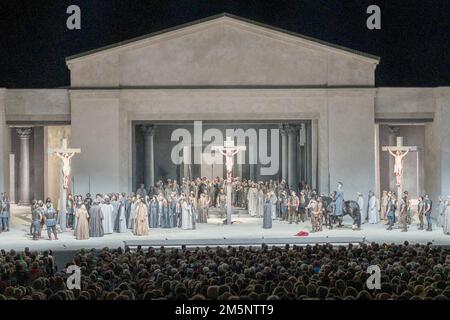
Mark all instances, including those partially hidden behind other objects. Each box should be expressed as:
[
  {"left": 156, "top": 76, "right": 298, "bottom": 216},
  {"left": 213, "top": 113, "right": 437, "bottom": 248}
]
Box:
[{"left": 0, "top": 0, "right": 449, "bottom": 88}]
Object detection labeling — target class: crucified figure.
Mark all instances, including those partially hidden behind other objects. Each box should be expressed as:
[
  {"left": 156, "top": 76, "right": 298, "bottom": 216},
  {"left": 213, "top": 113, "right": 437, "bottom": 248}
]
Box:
[
  {"left": 387, "top": 148, "right": 409, "bottom": 187},
  {"left": 217, "top": 148, "right": 240, "bottom": 181},
  {"left": 55, "top": 152, "right": 76, "bottom": 189}
]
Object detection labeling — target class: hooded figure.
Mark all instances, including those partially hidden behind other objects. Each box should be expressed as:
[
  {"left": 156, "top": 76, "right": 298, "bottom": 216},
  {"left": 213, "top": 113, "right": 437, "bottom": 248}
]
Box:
[
  {"left": 89, "top": 200, "right": 104, "bottom": 237},
  {"left": 75, "top": 201, "right": 89, "bottom": 240}
]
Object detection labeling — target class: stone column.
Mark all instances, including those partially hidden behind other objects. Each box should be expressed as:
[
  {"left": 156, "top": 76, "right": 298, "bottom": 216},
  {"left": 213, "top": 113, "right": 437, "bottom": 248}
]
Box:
[
  {"left": 17, "top": 127, "right": 32, "bottom": 206},
  {"left": 279, "top": 124, "right": 288, "bottom": 182},
  {"left": 141, "top": 125, "right": 156, "bottom": 188},
  {"left": 287, "top": 125, "right": 298, "bottom": 191}
]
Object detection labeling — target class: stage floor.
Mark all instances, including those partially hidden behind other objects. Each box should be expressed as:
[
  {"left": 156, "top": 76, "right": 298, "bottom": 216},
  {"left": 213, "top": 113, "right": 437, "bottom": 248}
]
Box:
[{"left": 1, "top": 205, "right": 449, "bottom": 251}]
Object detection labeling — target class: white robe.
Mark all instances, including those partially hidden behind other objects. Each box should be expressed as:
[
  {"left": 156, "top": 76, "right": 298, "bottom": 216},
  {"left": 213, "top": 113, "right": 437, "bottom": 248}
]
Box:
[
  {"left": 437, "top": 200, "right": 446, "bottom": 227},
  {"left": 100, "top": 203, "right": 114, "bottom": 234},
  {"left": 443, "top": 203, "right": 450, "bottom": 235},
  {"left": 181, "top": 201, "right": 194, "bottom": 230},
  {"left": 368, "top": 195, "right": 379, "bottom": 224},
  {"left": 118, "top": 205, "right": 127, "bottom": 233},
  {"left": 357, "top": 196, "right": 365, "bottom": 223},
  {"left": 128, "top": 203, "right": 136, "bottom": 230}
]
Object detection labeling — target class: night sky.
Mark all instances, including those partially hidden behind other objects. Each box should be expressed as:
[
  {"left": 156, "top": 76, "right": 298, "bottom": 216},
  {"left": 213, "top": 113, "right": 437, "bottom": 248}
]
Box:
[{"left": 0, "top": 0, "right": 449, "bottom": 88}]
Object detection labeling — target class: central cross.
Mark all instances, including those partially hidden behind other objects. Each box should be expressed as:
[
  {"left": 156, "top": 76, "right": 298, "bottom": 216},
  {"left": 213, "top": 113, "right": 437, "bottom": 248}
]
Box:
[
  {"left": 382, "top": 136, "right": 417, "bottom": 197},
  {"left": 212, "top": 137, "right": 246, "bottom": 225}
]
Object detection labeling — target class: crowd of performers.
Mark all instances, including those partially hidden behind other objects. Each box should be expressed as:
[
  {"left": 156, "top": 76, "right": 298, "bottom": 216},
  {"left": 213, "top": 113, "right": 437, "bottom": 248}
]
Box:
[{"left": 2, "top": 177, "right": 450, "bottom": 240}]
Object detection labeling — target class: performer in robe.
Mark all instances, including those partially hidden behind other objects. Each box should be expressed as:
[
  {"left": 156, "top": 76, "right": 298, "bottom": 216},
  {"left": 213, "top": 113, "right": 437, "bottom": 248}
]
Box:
[
  {"left": 334, "top": 182, "right": 345, "bottom": 226},
  {"left": 367, "top": 191, "right": 379, "bottom": 224},
  {"left": 257, "top": 188, "right": 264, "bottom": 218},
  {"left": 386, "top": 192, "right": 396, "bottom": 231},
  {"left": 279, "top": 190, "right": 289, "bottom": 221},
  {"left": 168, "top": 192, "right": 178, "bottom": 228},
  {"left": 31, "top": 203, "right": 42, "bottom": 241},
  {"left": 75, "top": 201, "right": 89, "bottom": 240},
  {"left": 157, "top": 193, "right": 166, "bottom": 227},
  {"left": 116, "top": 197, "right": 128, "bottom": 233},
  {"left": 0, "top": 194, "right": 10, "bottom": 232},
  {"left": 247, "top": 185, "right": 257, "bottom": 216},
  {"left": 100, "top": 196, "right": 114, "bottom": 234},
  {"left": 127, "top": 196, "right": 136, "bottom": 230},
  {"left": 417, "top": 196, "right": 425, "bottom": 230},
  {"left": 424, "top": 194, "right": 433, "bottom": 231},
  {"left": 66, "top": 194, "right": 74, "bottom": 229},
  {"left": 437, "top": 196, "right": 446, "bottom": 228},
  {"left": 134, "top": 198, "right": 149, "bottom": 236},
  {"left": 356, "top": 192, "right": 365, "bottom": 224},
  {"left": 380, "top": 190, "right": 388, "bottom": 221},
  {"left": 110, "top": 194, "right": 120, "bottom": 232},
  {"left": 262, "top": 193, "right": 273, "bottom": 229},
  {"left": 443, "top": 196, "right": 450, "bottom": 235},
  {"left": 89, "top": 200, "right": 104, "bottom": 237},
  {"left": 197, "top": 193, "right": 209, "bottom": 223},
  {"left": 149, "top": 195, "right": 159, "bottom": 228},
  {"left": 269, "top": 191, "right": 278, "bottom": 220},
  {"left": 218, "top": 190, "right": 227, "bottom": 219},
  {"left": 181, "top": 196, "right": 194, "bottom": 230},
  {"left": 288, "top": 191, "right": 299, "bottom": 224},
  {"left": 161, "top": 198, "right": 171, "bottom": 228}
]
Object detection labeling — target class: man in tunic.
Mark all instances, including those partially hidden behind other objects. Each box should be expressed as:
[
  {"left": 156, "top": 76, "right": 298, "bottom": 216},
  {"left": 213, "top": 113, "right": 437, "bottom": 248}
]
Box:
[
  {"left": 367, "top": 191, "right": 379, "bottom": 224},
  {"left": 75, "top": 201, "right": 89, "bottom": 240},
  {"left": 31, "top": 203, "right": 42, "bottom": 240},
  {"left": 386, "top": 192, "right": 396, "bottom": 231},
  {"left": 89, "top": 199, "right": 104, "bottom": 237},
  {"left": 0, "top": 194, "right": 10, "bottom": 232},
  {"left": 44, "top": 202, "right": 58, "bottom": 240},
  {"left": 417, "top": 196, "right": 425, "bottom": 230},
  {"left": 288, "top": 191, "right": 300, "bottom": 224},
  {"left": 424, "top": 194, "right": 433, "bottom": 231},
  {"left": 197, "top": 193, "right": 209, "bottom": 223},
  {"left": 100, "top": 196, "right": 114, "bottom": 234},
  {"left": 66, "top": 194, "right": 74, "bottom": 229},
  {"left": 134, "top": 197, "right": 149, "bottom": 236},
  {"left": 399, "top": 195, "right": 408, "bottom": 232}
]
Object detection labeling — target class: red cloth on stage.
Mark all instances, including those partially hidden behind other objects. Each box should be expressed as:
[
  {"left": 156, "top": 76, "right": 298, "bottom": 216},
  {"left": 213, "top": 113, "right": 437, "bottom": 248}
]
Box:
[{"left": 294, "top": 230, "right": 309, "bottom": 236}]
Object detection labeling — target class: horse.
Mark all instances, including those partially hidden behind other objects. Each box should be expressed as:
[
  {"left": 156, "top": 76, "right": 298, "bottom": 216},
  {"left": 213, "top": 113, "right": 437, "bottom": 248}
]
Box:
[{"left": 325, "top": 198, "right": 361, "bottom": 230}]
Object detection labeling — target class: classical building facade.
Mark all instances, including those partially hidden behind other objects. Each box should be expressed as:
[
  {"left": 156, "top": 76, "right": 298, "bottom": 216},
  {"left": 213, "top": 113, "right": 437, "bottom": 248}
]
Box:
[{"left": 0, "top": 14, "right": 449, "bottom": 205}]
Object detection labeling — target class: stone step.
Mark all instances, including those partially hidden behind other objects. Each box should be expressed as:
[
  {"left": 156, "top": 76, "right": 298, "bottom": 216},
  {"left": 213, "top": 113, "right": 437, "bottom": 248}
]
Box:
[{"left": 207, "top": 208, "right": 251, "bottom": 217}]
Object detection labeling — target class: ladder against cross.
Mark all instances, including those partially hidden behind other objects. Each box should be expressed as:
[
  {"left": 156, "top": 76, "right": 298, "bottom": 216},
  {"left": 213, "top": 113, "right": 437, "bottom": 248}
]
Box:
[{"left": 382, "top": 136, "right": 417, "bottom": 197}]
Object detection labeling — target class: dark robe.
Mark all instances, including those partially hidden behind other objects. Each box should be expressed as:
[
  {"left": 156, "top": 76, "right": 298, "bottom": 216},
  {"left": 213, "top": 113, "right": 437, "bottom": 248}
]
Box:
[
  {"left": 263, "top": 198, "right": 273, "bottom": 229},
  {"left": 89, "top": 204, "right": 104, "bottom": 237}
]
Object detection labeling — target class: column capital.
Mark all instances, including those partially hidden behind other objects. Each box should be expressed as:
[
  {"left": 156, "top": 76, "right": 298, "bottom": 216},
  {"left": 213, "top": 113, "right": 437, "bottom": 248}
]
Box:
[
  {"left": 140, "top": 124, "right": 156, "bottom": 137},
  {"left": 16, "top": 127, "right": 32, "bottom": 138},
  {"left": 279, "top": 124, "right": 288, "bottom": 136},
  {"left": 285, "top": 124, "right": 300, "bottom": 135}
]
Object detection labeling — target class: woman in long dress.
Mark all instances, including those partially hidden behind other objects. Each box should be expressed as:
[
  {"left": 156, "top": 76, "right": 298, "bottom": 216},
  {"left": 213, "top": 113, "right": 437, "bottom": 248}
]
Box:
[
  {"left": 134, "top": 198, "right": 149, "bottom": 236},
  {"left": 75, "top": 202, "right": 89, "bottom": 240}
]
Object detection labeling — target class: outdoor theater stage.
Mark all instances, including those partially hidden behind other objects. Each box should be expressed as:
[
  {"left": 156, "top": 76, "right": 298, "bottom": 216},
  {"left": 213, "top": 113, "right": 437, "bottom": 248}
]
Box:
[{"left": 2, "top": 205, "right": 449, "bottom": 252}]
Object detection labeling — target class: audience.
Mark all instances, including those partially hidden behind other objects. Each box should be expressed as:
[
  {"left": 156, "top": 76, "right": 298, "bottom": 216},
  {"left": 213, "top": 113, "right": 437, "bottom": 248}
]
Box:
[{"left": 0, "top": 242, "right": 448, "bottom": 300}]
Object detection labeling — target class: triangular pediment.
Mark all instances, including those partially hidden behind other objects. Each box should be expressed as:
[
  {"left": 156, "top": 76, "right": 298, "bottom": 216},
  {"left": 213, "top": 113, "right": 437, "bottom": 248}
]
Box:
[{"left": 67, "top": 13, "right": 379, "bottom": 87}]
